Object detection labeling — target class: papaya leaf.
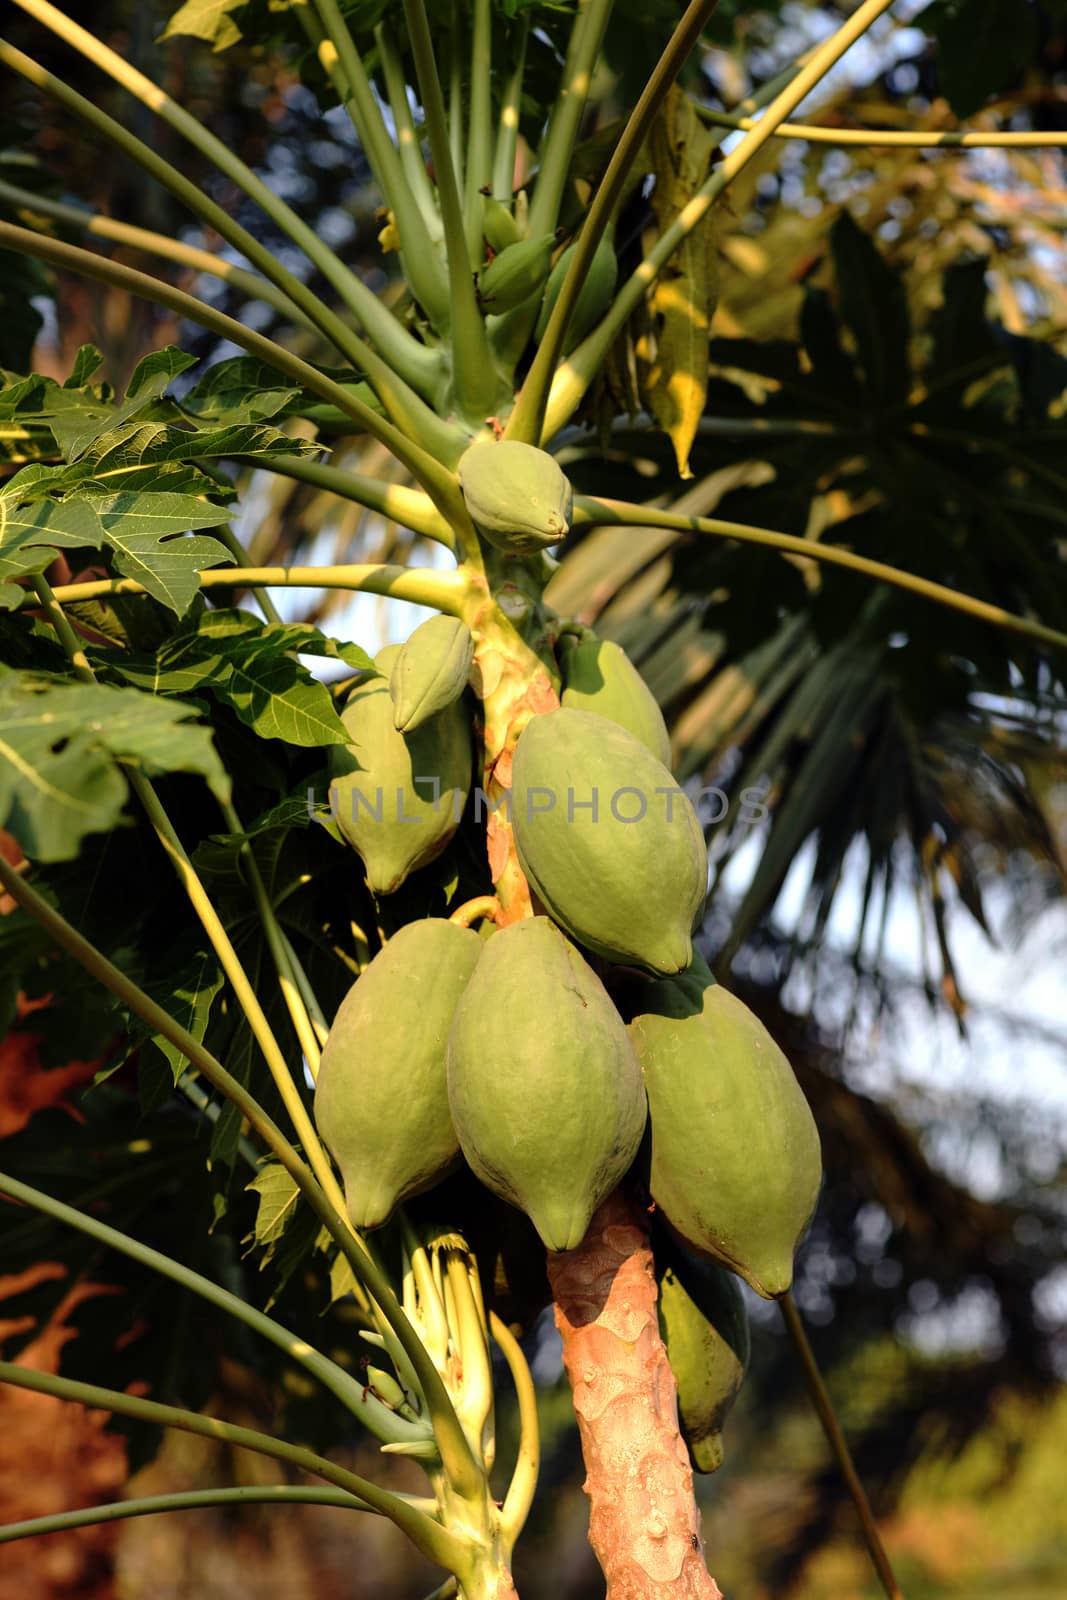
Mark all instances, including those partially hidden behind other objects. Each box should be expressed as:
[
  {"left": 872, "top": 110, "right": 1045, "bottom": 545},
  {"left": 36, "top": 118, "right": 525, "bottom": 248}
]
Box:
[
  {"left": 0, "top": 672, "right": 230, "bottom": 862},
  {"left": 829, "top": 212, "right": 910, "bottom": 408},
  {"left": 176, "top": 355, "right": 382, "bottom": 429},
  {"left": 176, "top": 356, "right": 302, "bottom": 424},
  {"left": 0, "top": 493, "right": 105, "bottom": 608},
  {"left": 922, "top": 0, "right": 1038, "bottom": 118},
  {"left": 13, "top": 420, "right": 320, "bottom": 501},
  {"left": 641, "top": 86, "right": 719, "bottom": 479},
  {"left": 246, "top": 1161, "right": 301, "bottom": 1250},
  {"left": 86, "top": 492, "right": 231, "bottom": 614},
  {"left": 246, "top": 1158, "right": 331, "bottom": 1308},
  {"left": 64, "top": 344, "right": 105, "bottom": 388},
  {"left": 50, "top": 346, "right": 199, "bottom": 461},
  {"left": 104, "top": 609, "right": 360, "bottom": 745},
  {"left": 131, "top": 947, "right": 226, "bottom": 1084},
  {"left": 162, "top": 0, "right": 251, "bottom": 50}
]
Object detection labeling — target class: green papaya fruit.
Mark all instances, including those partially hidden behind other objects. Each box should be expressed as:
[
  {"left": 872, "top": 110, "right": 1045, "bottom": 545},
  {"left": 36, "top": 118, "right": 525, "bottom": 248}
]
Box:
[
  {"left": 389, "top": 614, "right": 474, "bottom": 733},
  {"left": 314, "top": 919, "right": 481, "bottom": 1229},
  {"left": 482, "top": 194, "right": 521, "bottom": 253},
  {"left": 656, "top": 1231, "right": 749, "bottom": 1473},
  {"left": 629, "top": 961, "right": 822, "bottom": 1297},
  {"left": 560, "top": 635, "right": 672, "bottom": 767},
  {"left": 458, "top": 439, "right": 573, "bottom": 555},
  {"left": 477, "top": 234, "right": 555, "bottom": 313},
  {"left": 329, "top": 644, "right": 472, "bottom": 895},
  {"left": 446, "top": 917, "right": 647, "bottom": 1251},
  {"left": 534, "top": 233, "right": 618, "bottom": 352},
  {"left": 511, "top": 708, "right": 706, "bottom": 975}
]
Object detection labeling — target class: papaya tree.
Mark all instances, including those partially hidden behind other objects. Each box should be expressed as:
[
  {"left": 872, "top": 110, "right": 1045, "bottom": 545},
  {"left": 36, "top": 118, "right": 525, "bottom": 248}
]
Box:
[{"left": 1, "top": 2, "right": 1065, "bottom": 1597}]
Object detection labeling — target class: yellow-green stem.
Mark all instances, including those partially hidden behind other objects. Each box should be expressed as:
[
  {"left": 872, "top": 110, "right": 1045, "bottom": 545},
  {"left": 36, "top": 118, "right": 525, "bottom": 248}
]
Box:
[
  {"left": 490, "top": 1313, "right": 539, "bottom": 1549},
  {"left": 8, "top": 0, "right": 445, "bottom": 400},
  {"left": 241, "top": 453, "right": 457, "bottom": 548},
  {"left": 0, "top": 219, "right": 461, "bottom": 516},
  {"left": 309, "top": 0, "right": 450, "bottom": 328},
  {"left": 0, "top": 1169, "right": 407, "bottom": 1441},
  {"left": 375, "top": 22, "right": 443, "bottom": 234},
  {"left": 0, "top": 176, "right": 306, "bottom": 324},
  {"left": 543, "top": 0, "right": 897, "bottom": 437},
  {"left": 0, "top": 1486, "right": 386, "bottom": 1546},
  {"left": 464, "top": 0, "right": 493, "bottom": 261},
  {"left": 506, "top": 0, "right": 720, "bottom": 443},
  {"left": 219, "top": 798, "right": 322, "bottom": 1079},
  {"left": 698, "top": 106, "right": 1067, "bottom": 147},
  {"left": 0, "top": 1361, "right": 452, "bottom": 1561},
  {"left": 402, "top": 0, "right": 500, "bottom": 423},
  {"left": 30, "top": 578, "right": 345, "bottom": 1230},
  {"left": 491, "top": 19, "right": 529, "bottom": 201},
  {"left": 41, "top": 563, "right": 470, "bottom": 615},
  {"left": 780, "top": 1293, "right": 904, "bottom": 1600},
  {"left": 572, "top": 495, "right": 1067, "bottom": 652},
  {"left": 211, "top": 522, "right": 284, "bottom": 624},
  {"left": 526, "top": 0, "right": 615, "bottom": 238},
  {"left": 0, "top": 853, "right": 483, "bottom": 1507}
]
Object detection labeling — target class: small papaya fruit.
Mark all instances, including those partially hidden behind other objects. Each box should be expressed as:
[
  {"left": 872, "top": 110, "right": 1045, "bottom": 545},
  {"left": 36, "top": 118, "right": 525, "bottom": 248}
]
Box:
[
  {"left": 629, "top": 961, "right": 822, "bottom": 1297},
  {"left": 534, "top": 233, "right": 618, "bottom": 352},
  {"left": 458, "top": 439, "right": 573, "bottom": 555},
  {"left": 656, "top": 1230, "right": 749, "bottom": 1473},
  {"left": 477, "top": 234, "right": 555, "bottom": 313},
  {"left": 329, "top": 644, "right": 472, "bottom": 895},
  {"left": 511, "top": 708, "right": 706, "bottom": 975},
  {"left": 482, "top": 194, "right": 521, "bottom": 253},
  {"left": 389, "top": 614, "right": 474, "bottom": 733},
  {"left": 313, "top": 919, "right": 481, "bottom": 1229},
  {"left": 560, "top": 635, "right": 672, "bottom": 767},
  {"left": 446, "top": 917, "right": 647, "bottom": 1251}
]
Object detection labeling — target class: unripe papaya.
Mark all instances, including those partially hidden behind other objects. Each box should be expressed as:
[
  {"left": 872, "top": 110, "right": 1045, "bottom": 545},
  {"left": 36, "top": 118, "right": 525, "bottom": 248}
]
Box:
[
  {"left": 560, "top": 635, "right": 672, "bottom": 767},
  {"left": 477, "top": 234, "right": 555, "bottom": 313},
  {"left": 389, "top": 615, "right": 474, "bottom": 733},
  {"left": 446, "top": 917, "right": 647, "bottom": 1251},
  {"left": 656, "top": 1231, "right": 749, "bottom": 1473},
  {"left": 511, "top": 708, "right": 706, "bottom": 975},
  {"left": 534, "top": 233, "right": 619, "bottom": 352},
  {"left": 314, "top": 919, "right": 481, "bottom": 1229},
  {"left": 458, "top": 439, "right": 573, "bottom": 555},
  {"left": 482, "top": 194, "right": 521, "bottom": 253},
  {"left": 629, "top": 961, "right": 822, "bottom": 1297},
  {"left": 329, "top": 644, "right": 472, "bottom": 895}
]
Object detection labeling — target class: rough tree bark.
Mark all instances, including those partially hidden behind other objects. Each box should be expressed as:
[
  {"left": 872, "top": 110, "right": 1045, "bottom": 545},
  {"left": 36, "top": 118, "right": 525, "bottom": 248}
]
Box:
[{"left": 547, "top": 1191, "right": 723, "bottom": 1600}]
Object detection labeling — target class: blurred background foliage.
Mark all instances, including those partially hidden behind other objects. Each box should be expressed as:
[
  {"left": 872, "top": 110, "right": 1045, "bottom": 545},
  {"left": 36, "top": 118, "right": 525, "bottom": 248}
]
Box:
[{"left": 1, "top": 1, "right": 1066, "bottom": 1596}]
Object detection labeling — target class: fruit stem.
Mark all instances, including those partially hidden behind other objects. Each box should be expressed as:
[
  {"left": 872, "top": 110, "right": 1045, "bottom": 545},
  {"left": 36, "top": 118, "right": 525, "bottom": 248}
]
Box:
[
  {"left": 547, "top": 1189, "right": 723, "bottom": 1598},
  {"left": 779, "top": 1292, "right": 904, "bottom": 1600},
  {"left": 449, "top": 896, "right": 503, "bottom": 929}
]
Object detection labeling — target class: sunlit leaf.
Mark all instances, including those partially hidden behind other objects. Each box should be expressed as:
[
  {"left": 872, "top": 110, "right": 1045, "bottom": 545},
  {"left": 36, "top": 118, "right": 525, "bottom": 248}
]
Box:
[{"left": 0, "top": 672, "right": 231, "bottom": 861}]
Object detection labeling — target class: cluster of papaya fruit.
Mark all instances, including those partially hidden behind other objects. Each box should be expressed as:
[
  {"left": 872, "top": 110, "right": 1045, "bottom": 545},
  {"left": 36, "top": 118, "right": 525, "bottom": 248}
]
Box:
[
  {"left": 475, "top": 192, "right": 619, "bottom": 349},
  {"left": 315, "top": 454, "right": 821, "bottom": 1471}
]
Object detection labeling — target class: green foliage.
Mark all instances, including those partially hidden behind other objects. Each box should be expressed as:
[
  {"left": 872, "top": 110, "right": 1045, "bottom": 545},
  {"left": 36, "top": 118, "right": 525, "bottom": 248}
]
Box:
[
  {"left": 0, "top": 670, "right": 231, "bottom": 860},
  {"left": 0, "top": 1, "right": 1064, "bottom": 1588}
]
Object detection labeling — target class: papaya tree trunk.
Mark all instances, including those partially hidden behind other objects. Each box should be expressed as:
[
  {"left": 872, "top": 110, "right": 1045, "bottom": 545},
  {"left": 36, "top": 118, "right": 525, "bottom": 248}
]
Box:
[{"left": 547, "top": 1190, "right": 723, "bottom": 1600}]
